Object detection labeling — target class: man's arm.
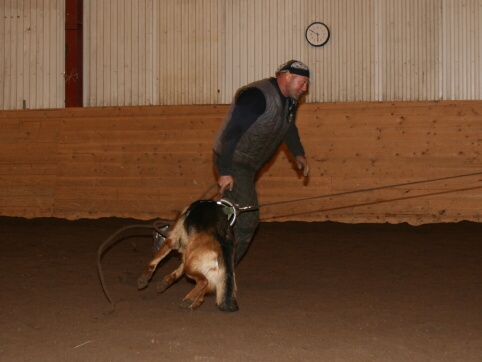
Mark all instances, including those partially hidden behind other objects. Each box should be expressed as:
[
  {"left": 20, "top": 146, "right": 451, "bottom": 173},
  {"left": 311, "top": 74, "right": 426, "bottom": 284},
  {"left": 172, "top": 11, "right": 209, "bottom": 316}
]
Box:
[
  {"left": 217, "top": 87, "right": 266, "bottom": 194},
  {"left": 284, "top": 122, "right": 310, "bottom": 177}
]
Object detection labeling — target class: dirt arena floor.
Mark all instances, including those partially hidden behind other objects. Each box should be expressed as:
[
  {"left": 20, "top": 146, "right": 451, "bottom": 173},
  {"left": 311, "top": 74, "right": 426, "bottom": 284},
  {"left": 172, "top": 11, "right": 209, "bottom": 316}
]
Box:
[{"left": 1, "top": 216, "right": 481, "bottom": 362}]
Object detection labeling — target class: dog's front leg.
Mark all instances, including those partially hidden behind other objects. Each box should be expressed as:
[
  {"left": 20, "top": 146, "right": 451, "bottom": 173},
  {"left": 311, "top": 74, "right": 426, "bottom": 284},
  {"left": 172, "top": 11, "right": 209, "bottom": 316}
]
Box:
[
  {"left": 157, "top": 263, "right": 184, "bottom": 293},
  {"left": 137, "top": 238, "right": 175, "bottom": 290}
]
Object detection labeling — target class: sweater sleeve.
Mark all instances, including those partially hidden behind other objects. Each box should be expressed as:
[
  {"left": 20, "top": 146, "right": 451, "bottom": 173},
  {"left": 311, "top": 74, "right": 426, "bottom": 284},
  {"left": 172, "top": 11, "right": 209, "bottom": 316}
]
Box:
[
  {"left": 283, "top": 120, "right": 305, "bottom": 158},
  {"left": 217, "top": 88, "right": 266, "bottom": 175}
]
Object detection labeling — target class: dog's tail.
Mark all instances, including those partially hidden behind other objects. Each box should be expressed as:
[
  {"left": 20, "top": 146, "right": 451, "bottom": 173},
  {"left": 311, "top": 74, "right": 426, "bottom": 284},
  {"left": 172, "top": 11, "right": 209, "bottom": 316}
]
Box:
[{"left": 216, "top": 215, "right": 239, "bottom": 312}]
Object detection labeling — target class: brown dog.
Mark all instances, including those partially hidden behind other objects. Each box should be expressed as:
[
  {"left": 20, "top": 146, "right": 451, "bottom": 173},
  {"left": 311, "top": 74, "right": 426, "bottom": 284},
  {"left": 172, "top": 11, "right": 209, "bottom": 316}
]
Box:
[{"left": 137, "top": 200, "right": 238, "bottom": 312}]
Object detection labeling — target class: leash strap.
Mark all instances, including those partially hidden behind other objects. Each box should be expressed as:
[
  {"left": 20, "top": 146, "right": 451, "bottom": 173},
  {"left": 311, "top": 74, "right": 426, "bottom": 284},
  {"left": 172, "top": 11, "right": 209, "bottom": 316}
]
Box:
[{"left": 217, "top": 198, "right": 259, "bottom": 226}]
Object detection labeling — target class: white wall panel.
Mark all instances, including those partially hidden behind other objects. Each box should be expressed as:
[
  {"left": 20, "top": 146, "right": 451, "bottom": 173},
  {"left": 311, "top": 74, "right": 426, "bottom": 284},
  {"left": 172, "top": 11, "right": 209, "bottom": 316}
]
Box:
[
  {"left": 2, "top": 1, "right": 482, "bottom": 109},
  {"left": 300, "top": 0, "right": 377, "bottom": 102},
  {"left": 442, "top": 0, "right": 482, "bottom": 100},
  {"left": 83, "top": 0, "right": 158, "bottom": 107},
  {"left": 0, "top": 0, "right": 65, "bottom": 110},
  {"left": 376, "top": 0, "right": 442, "bottom": 101},
  {"left": 85, "top": 0, "right": 482, "bottom": 106}
]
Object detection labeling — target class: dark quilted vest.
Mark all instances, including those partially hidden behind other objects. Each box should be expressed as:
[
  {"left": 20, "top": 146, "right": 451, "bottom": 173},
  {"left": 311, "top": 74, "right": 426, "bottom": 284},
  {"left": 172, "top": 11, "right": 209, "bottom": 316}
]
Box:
[{"left": 214, "top": 78, "right": 292, "bottom": 171}]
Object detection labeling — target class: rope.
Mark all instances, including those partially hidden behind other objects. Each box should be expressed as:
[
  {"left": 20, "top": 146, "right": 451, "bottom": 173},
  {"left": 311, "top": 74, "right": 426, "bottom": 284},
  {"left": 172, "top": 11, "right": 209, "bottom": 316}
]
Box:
[
  {"left": 261, "top": 185, "right": 482, "bottom": 221},
  {"left": 257, "top": 171, "right": 482, "bottom": 208},
  {"left": 97, "top": 219, "right": 173, "bottom": 307},
  {"left": 97, "top": 171, "right": 480, "bottom": 306}
]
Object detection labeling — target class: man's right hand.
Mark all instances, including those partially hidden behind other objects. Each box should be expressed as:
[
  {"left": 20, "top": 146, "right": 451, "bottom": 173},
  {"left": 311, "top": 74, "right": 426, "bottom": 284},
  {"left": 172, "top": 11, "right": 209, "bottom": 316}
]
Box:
[{"left": 218, "top": 175, "right": 234, "bottom": 195}]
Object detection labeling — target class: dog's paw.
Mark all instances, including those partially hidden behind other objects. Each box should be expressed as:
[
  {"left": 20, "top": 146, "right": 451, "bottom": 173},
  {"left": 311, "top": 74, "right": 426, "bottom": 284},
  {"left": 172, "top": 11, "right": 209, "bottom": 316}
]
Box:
[
  {"left": 156, "top": 280, "right": 169, "bottom": 293},
  {"left": 137, "top": 274, "right": 150, "bottom": 290}
]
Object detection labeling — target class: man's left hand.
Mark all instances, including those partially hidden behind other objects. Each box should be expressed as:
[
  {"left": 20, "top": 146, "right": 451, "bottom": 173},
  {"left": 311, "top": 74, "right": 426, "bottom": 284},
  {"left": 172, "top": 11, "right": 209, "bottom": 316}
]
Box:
[{"left": 295, "top": 156, "right": 310, "bottom": 177}]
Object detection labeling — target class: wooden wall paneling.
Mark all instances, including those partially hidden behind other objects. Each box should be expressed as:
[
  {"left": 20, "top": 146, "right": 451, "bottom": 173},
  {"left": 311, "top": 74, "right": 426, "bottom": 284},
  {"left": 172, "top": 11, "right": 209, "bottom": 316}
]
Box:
[
  {"left": 256, "top": 100, "right": 481, "bottom": 223},
  {"left": 54, "top": 105, "right": 224, "bottom": 219},
  {"left": 0, "top": 101, "right": 480, "bottom": 223},
  {"left": 0, "top": 109, "right": 61, "bottom": 217}
]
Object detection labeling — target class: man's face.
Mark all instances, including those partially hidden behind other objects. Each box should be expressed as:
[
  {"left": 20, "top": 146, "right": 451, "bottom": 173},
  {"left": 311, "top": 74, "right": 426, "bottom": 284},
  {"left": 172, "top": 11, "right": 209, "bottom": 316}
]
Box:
[{"left": 286, "top": 74, "right": 310, "bottom": 100}]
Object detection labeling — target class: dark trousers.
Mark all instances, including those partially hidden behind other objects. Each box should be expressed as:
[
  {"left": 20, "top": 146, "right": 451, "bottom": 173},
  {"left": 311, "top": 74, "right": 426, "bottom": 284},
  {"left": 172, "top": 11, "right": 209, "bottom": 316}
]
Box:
[{"left": 215, "top": 158, "right": 259, "bottom": 265}]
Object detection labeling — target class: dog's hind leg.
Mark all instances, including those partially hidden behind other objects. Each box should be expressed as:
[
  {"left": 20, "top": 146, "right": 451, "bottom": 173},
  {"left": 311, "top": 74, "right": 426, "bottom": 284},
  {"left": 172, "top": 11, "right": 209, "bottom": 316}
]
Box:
[
  {"left": 182, "top": 274, "right": 209, "bottom": 309},
  {"left": 157, "top": 263, "right": 184, "bottom": 293}
]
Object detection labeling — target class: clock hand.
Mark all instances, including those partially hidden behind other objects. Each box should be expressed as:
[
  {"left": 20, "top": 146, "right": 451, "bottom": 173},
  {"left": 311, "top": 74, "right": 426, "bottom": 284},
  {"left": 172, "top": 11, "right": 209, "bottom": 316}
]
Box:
[{"left": 309, "top": 29, "right": 319, "bottom": 36}]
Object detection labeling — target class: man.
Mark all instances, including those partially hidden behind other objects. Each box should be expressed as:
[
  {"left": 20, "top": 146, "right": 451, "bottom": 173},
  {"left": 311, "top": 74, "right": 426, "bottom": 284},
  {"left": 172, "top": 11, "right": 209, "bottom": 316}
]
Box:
[{"left": 213, "top": 60, "right": 311, "bottom": 265}]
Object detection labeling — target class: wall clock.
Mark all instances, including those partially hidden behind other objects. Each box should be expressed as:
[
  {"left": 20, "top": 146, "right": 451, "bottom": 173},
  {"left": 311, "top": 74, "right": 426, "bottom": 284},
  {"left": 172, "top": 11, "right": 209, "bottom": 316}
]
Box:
[{"left": 305, "top": 22, "right": 330, "bottom": 47}]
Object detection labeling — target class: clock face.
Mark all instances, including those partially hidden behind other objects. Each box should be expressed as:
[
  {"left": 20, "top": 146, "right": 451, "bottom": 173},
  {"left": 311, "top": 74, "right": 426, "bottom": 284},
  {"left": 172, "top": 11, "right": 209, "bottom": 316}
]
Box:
[{"left": 305, "top": 22, "right": 330, "bottom": 47}]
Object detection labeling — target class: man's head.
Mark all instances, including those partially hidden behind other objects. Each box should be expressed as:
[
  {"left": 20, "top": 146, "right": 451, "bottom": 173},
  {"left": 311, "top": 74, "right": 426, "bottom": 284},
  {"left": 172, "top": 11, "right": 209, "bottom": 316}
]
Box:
[{"left": 275, "top": 60, "right": 310, "bottom": 100}]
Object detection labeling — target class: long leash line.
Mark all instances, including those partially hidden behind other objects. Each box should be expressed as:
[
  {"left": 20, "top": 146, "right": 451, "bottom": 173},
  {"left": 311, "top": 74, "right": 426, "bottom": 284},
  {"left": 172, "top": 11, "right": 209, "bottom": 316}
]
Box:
[
  {"left": 256, "top": 171, "right": 482, "bottom": 209},
  {"left": 97, "top": 220, "right": 173, "bottom": 307},
  {"left": 97, "top": 171, "right": 480, "bottom": 306},
  {"left": 260, "top": 185, "right": 482, "bottom": 221},
  {"left": 213, "top": 171, "right": 482, "bottom": 225}
]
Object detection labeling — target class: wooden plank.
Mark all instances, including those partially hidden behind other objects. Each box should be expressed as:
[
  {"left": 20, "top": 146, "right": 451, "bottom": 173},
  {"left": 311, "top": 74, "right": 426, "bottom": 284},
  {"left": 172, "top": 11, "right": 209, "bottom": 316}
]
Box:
[
  {"left": 0, "top": 119, "right": 60, "bottom": 131},
  {"left": 0, "top": 153, "right": 58, "bottom": 163},
  {"left": 0, "top": 132, "right": 59, "bottom": 143},
  {"left": 0, "top": 195, "right": 53, "bottom": 208},
  {"left": 298, "top": 117, "right": 482, "bottom": 131},
  {"left": 59, "top": 116, "right": 224, "bottom": 131},
  {"left": 0, "top": 174, "right": 56, "bottom": 187},
  {"left": 58, "top": 142, "right": 211, "bottom": 154},
  {"left": 56, "top": 161, "right": 214, "bottom": 178},
  {"left": 83, "top": 115, "right": 221, "bottom": 126},
  {"left": 297, "top": 100, "right": 482, "bottom": 111},
  {"left": 0, "top": 205, "right": 54, "bottom": 218},
  {"left": 52, "top": 198, "right": 197, "bottom": 220},
  {"left": 0, "top": 143, "right": 59, "bottom": 159},
  {"left": 55, "top": 176, "right": 217, "bottom": 189},
  {"left": 56, "top": 151, "right": 213, "bottom": 165},
  {"left": 0, "top": 109, "right": 63, "bottom": 120},
  {"left": 308, "top": 142, "right": 478, "bottom": 157},
  {"left": 60, "top": 104, "right": 229, "bottom": 117},
  {"left": 0, "top": 185, "right": 55, "bottom": 197},
  {"left": 0, "top": 163, "right": 57, "bottom": 175},
  {"left": 58, "top": 129, "right": 217, "bottom": 144},
  {"left": 54, "top": 186, "right": 203, "bottom": 201}
]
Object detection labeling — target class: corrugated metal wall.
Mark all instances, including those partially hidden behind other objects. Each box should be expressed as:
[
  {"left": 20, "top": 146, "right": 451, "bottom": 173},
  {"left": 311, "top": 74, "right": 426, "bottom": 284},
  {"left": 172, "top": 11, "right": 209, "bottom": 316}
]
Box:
[
  {"left": 82, "top": 0, "right": 482, "bottom": 106},
  {"left": 442, "top": 0, "right": 482, "bottom": 100},
  {"left": 376, "top": 0, "right": 442, "bottom": 101},
  {"left": 83, "top": 0, "right": 159, "bottom": 106},
  {"left": 1, "top": 1, "right": 482, "bottom": 109},
  {"left": 157, "top": 0, "right": 221, "bottom": 105},
  {"left": 0, "top": 0, "right": 65, "bottom": 110}
]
